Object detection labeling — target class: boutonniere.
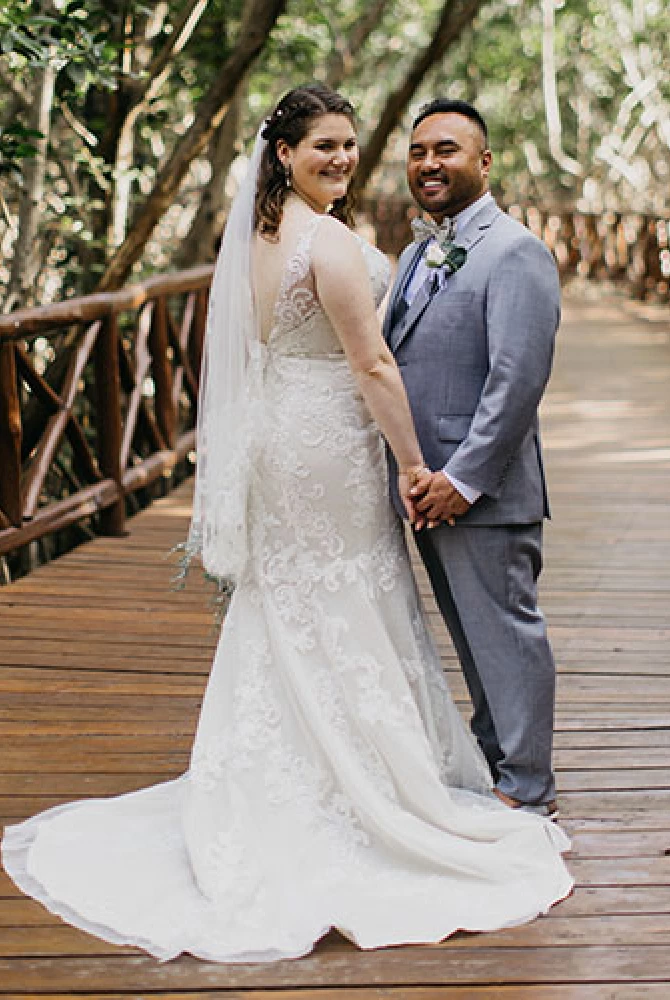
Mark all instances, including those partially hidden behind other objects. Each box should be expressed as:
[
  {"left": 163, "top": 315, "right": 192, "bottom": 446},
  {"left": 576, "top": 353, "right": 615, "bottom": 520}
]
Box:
[
  {"left": 425, "top": 240, "right": 467, "bottom": 273},
  {"left": 411, "top": 216, "right": 468, "bottom": 274}
]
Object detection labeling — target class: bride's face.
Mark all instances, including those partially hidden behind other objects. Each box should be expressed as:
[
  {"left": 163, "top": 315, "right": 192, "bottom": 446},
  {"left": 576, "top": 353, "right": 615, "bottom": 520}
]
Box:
[{"left": 278, "top": 113, "right": 359, "bottom": 212}]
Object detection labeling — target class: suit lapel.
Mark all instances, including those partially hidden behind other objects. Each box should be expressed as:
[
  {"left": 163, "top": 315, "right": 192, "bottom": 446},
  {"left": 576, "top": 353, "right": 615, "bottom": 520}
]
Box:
[
  {"left": 388, "top": 262, "right": 434, "bottom": 352},
  {"left": 387, "top": 201, "right": 502, "bottom": 354},
  {"left": 383, "top": 242, "right": 425, "bottom": 345}
]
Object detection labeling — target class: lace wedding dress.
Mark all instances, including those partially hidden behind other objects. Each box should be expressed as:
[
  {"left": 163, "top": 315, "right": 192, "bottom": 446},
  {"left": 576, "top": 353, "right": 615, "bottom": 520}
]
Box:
[{"left": 2, "top": 220, "right": 572, "bottom": 962}]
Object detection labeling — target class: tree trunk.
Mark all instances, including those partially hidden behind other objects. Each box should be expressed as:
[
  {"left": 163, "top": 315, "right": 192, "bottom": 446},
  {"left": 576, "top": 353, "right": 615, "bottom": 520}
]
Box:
[
  {"left": 325, "top": 0, "right": 391, "bottom": 90},
  {"left": 109, "top": 0, "right": 209, "bottom": 249},
  {"left": 97, "top": 0, "right": 286, "bottom": 292},
  {"left": 355, "top": 0, "right": 487, "bottom": 193},
  {"left": 175, "top": 92, "right": 243, "bottom": 267},
  {"left": 3, "top": 61, "right": 56, "bottom": 312}
]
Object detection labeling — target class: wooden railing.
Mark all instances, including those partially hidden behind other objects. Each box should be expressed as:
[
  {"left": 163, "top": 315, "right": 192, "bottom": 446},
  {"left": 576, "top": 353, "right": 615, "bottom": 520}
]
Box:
[
  {"left": 1, "top": 204, "right": 668, "bottom": 573},
  {"left": 363, "top": 199, "right": 670, "bottom": 302},
  {"left": 0, "top": 267, "right": 212, "bottom": 565},
  {"left": 511, "top": 206, "right": 670, "bottom": 301}
]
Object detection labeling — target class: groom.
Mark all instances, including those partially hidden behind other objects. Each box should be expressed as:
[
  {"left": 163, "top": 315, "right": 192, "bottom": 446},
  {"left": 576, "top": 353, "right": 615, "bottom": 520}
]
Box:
[{"left": 384, "top": 99, "right": 561, "bottom": 817}]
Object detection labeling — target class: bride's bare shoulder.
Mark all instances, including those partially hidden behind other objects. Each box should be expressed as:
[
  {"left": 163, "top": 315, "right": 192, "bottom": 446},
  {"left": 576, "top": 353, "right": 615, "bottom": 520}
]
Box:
[{"left": 312, "top": 216, "right": 365, "bottom": 270}]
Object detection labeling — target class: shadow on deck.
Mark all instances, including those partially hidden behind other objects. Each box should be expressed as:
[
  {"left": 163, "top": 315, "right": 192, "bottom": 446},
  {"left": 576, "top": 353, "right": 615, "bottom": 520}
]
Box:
[{"left": 1, "top": 288, "right": 670, "bottom": 998}]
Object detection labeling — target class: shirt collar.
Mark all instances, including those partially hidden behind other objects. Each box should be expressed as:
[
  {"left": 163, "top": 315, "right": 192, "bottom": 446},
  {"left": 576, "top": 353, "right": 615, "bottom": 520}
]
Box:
[{"left": 451, "top": 191, "right": 493, "bottom": 237}]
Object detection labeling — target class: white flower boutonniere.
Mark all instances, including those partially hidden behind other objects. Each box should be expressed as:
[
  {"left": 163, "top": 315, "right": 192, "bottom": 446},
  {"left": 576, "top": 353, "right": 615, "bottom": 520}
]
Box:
[
  {"left": 411, "top": 217, "right": 468, "bottom": 275},
  {"left": 425, "top": 243, "right": 448, "bottom": 268},
  {"left": 425, "top": 239, "right": 468, "bottom": 274}
]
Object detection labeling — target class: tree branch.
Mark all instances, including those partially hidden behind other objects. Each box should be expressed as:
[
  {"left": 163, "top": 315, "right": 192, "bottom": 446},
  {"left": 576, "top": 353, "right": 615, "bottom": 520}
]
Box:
[
  {"left": 135, "top": 0, "right": 210, "bottom": 108},
  {"left": 175, "top": 90, "right": 243, "bottom": 267},
  {"left": 326, "top": 0, "right": 391, "bottom": 90},
  {"left": 108, "top": 0, "right": 210, "bottom": 248},
  {"left": 98, "top": 0, "right": 287, "bottom": 292},
  {"left": 3, "top": 59, "right": 56, "bottom": 312},
  {"left": 0, "top": 62, "right": 31, "bottom": 113},
  {"left": 355, "top": 0, "right": 486, "bottom": 192},
  {"left": 57, "top": 98, "right": 98, "bottom": 146},
  {"left": 541, "top": 0, "right": 582, "bottom": 176}
]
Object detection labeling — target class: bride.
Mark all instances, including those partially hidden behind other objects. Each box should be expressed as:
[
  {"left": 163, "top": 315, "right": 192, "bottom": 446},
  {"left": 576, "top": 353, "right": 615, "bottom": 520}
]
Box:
[{"left": 1, "top": 84, "right": 572, "bottom": 963}]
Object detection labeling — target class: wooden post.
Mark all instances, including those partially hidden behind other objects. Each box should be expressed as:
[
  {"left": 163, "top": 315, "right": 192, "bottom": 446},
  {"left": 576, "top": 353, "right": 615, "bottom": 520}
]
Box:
[
  {"left": 150, "top": 296, "right": 175, "bottom": 448},
  {"left": 644, "top": 218, "right": 662, "bottom": 297},
  {"left": 95, "top": 314, "right": 125, "bottom": 535},
  {"left": 629, "top": 216, "right": 648, "bottom": 300},
  {"left": 189, "top": 287, "right": 208, "bottom": 383},
  {"left": 0, "top": 343, "right": 22, "bottom": 527}
]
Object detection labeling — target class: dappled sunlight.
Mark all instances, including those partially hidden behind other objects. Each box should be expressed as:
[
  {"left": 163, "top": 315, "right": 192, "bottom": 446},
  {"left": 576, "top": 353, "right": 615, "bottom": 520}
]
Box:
[
  {"left": 543, "top": 426, "right": 631, "bottom": 452},
  {"left": 595, "top": 447, "right": 670, "bottom": 465},
  {"left": 542, "top": 398, "right": 634, "bottom": 419},
  {"left": 545, "top": 282, "right": 670, "bottom": 468},
  {"left": 541, "top": 396, "right": 670, "bottom": 452},
  {"left": 610, "top": 330, "right": 670, "bottom": 347},
  {"left": 561, "top": 302, "right": 632, "bottom": 324},
  {"left": 567, "top": 328, "right": 670, "bottom": 349},
  {"left": 153, "top": 504, "right": 193, "bottom": 517}
]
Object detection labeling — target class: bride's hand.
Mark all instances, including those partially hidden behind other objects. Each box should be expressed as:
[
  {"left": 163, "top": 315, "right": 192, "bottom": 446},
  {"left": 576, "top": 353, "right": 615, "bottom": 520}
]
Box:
[{"left": 399, "top": 465, "right": 430, "bottom": 528}]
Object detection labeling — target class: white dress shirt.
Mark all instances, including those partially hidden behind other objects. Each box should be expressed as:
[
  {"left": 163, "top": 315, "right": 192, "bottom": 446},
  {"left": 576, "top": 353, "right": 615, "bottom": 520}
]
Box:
[{"left": 404, "top": 192, "right": 494, "bottom": 505}]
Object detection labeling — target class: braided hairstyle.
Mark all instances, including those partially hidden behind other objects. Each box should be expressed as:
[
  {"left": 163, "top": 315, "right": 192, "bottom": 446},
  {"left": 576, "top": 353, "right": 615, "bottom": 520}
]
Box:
[{"left": 255, "top": 84, "right": 357, "bottom": 240}]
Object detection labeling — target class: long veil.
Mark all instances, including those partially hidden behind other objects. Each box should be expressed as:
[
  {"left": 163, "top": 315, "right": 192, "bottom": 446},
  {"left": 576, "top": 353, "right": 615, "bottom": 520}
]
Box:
[{"left": 176, "top": 127, "right": 267, "bottom": 599}]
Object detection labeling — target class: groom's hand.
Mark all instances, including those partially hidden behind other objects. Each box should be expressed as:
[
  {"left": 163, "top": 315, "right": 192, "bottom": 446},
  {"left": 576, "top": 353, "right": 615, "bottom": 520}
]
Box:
[{"left": 410, "top": 471, "right": 471, "bottom": 529}]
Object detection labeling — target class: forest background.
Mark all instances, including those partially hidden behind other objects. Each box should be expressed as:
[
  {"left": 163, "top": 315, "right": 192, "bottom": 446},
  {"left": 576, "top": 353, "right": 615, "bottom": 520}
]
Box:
[{"left": 1, "top": 0, "right": 669, "bottom": 313}]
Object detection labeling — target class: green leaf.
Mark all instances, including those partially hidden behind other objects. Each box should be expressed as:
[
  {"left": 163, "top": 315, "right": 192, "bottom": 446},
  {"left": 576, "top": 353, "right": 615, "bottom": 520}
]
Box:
[
  {"left": 14, "top": 143, "right": 40, "bottom": 157},
  {"left": 444, "top": 246, "right": 468, "bottom": 274},
  {"left": 1, "top": 124, "right": 44, "bottom": 140}
]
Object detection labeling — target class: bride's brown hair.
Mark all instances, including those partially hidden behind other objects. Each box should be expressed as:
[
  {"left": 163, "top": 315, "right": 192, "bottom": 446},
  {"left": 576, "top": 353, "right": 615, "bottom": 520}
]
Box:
[{"left": 255, "top": 84, "right": 357, "bottom": 240}]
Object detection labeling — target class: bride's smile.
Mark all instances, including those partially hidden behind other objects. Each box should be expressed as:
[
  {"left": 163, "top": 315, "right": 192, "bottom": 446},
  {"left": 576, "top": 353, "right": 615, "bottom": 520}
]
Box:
[{"left": 277, "top": 112, "right": 359, "bottom": 213}]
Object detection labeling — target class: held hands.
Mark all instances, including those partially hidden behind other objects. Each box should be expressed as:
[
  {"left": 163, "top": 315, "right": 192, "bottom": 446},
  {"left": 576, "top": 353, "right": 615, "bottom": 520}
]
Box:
[
  {"left": 398, "top": 467, "right": 427, "bottom": 526},
  {"left": 400, "top": 466, "right": 471, "bottom": 530}
]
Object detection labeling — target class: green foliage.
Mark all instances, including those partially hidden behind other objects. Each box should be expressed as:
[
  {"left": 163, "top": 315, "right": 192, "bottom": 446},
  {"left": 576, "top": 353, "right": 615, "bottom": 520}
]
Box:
[
  {"left": 0, "top": 123, "right": 43, "bottom": 179},
  {"left": 393, "top": 0, "right": 670, "bottom": 213},
  {"left": 2, "top": 0, "right": 670, "bottom": 308},
  {"left": 0, "top": 0, "right": 121, "bottom": 89}
]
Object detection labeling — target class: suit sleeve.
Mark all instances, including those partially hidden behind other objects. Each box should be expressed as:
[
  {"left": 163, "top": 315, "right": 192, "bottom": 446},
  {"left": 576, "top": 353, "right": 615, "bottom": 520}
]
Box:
[{"left": 444, "top": 235, "right": 559, "bottom": 499}]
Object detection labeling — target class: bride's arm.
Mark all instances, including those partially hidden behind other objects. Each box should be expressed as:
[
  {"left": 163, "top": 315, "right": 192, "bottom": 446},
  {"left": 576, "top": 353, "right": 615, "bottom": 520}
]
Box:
[{"left": 313, "top": 218, "right": 425, "bottom": 518}]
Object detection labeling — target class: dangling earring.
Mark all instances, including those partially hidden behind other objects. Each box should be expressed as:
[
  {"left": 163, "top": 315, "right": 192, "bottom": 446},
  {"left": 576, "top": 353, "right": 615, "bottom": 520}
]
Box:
[{"left": 284, "top": 164, "right": 292, "bottom": 189}]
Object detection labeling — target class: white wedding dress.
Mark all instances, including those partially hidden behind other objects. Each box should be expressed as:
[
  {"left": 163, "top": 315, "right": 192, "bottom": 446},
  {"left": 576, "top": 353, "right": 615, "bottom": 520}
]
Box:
[{"left": 2, "top": 220, "right": 573, "bottom": 962}]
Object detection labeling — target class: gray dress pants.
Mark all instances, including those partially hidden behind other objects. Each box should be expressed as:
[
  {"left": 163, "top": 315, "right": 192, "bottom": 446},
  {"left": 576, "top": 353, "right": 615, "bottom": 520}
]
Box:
[{"left": 414, "top": 521, "right": 556, "bottom": 805}]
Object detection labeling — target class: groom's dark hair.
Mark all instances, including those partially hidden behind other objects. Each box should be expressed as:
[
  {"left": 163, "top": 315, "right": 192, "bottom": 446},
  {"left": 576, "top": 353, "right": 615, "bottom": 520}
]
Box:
[{"left": 412, "top": 99, "right": 488, "bottom": 145}]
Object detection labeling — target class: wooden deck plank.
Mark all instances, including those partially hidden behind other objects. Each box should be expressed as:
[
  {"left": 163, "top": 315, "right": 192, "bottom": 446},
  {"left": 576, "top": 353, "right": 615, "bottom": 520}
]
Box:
[
  {"left": 1, "top": 289, "right": 669, "bottom": 995},
  {"left": 7, "top": 745, "right": 670, "bottom": 777},
  {"left": 1, "top": 945, "right": 670, "bottom": 990},
  {"left": 3, "top": 770, "right": 670, "bottom": 800},
  {"left": 8, "top": 991, "right": 670, "bottom": 1000},
  {"left": 4, "top": 913, "right": 670, "bottom": 957}
]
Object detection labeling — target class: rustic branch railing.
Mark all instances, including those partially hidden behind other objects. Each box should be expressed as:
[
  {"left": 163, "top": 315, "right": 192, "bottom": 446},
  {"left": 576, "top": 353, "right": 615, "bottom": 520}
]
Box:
[
  {"left": 511, "top": 206, "right": 670, "bottom": 301},
  {"left": 1, "top": 205, "right": 668, "bottom": 571},
  {"left": 0, "top": 266, "right": 212, "bottom": 562},
  {"left": 363, "top": 199, "right": 670, "bottom": 301}
]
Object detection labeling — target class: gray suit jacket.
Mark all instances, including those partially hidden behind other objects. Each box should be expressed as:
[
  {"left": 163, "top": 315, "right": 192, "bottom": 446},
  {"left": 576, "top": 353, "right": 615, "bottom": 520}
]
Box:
[{"left": 384, "top": 199, "right": 560, "bottom": 526}]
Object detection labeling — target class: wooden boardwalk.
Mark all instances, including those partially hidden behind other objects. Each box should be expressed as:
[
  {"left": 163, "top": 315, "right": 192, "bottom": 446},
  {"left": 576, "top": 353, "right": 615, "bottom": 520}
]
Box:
[{"left": 1, "top": 289, "right": 669, "bottom": 998}]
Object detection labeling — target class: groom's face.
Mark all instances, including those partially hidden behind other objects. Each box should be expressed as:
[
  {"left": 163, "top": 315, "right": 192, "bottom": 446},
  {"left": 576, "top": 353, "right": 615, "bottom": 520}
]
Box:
[{"left": 407, "top": 113, "right": 491, "bottom": 222}]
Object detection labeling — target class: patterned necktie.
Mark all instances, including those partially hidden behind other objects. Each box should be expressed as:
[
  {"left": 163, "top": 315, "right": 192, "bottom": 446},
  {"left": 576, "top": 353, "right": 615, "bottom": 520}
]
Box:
[
  {"left": 393, "top": 219, "right": 455, "bottom": 329},
  {"left": 410, "top": 216, "right": 456, "bottom": 244}
]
